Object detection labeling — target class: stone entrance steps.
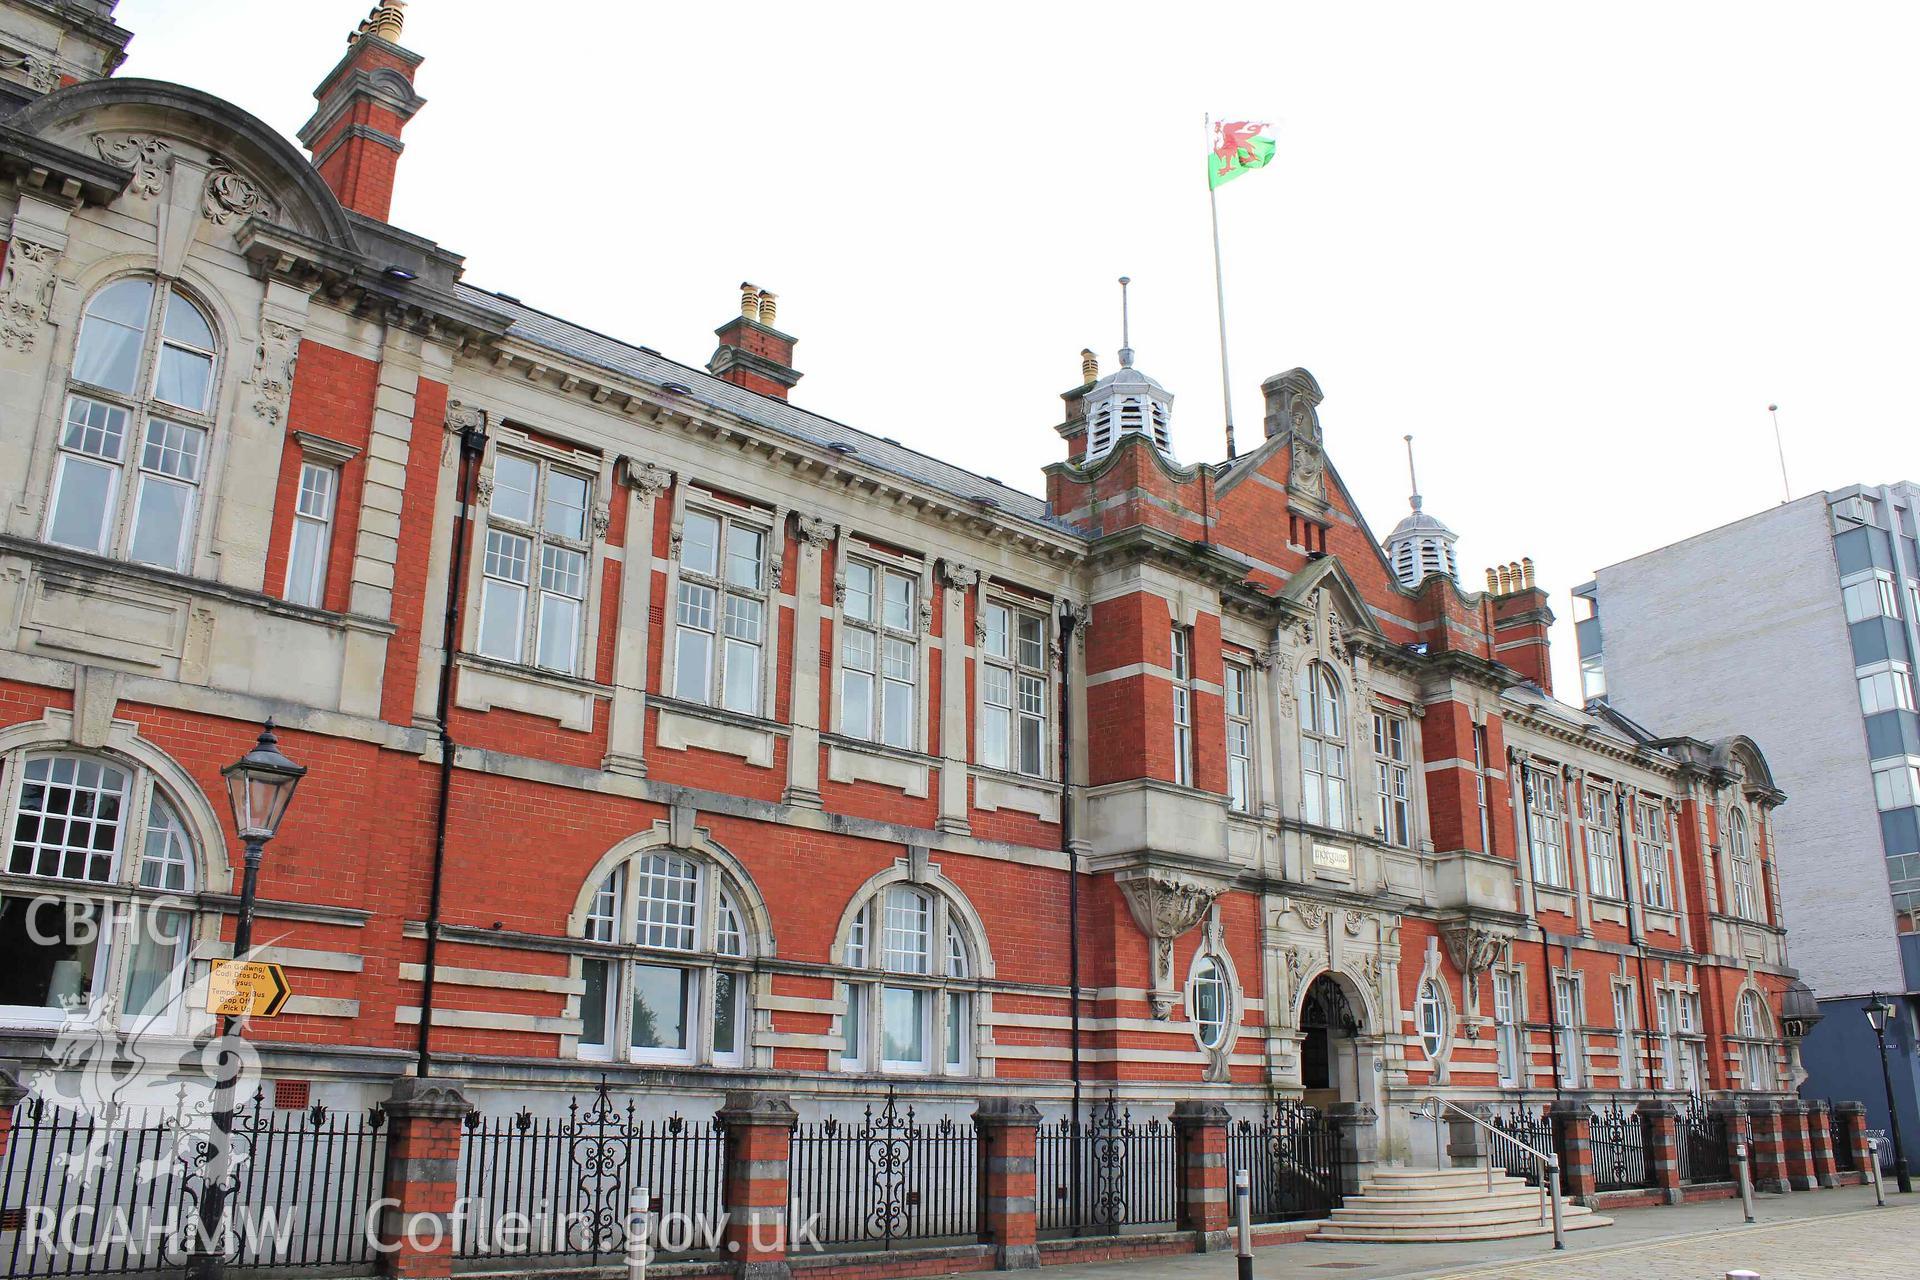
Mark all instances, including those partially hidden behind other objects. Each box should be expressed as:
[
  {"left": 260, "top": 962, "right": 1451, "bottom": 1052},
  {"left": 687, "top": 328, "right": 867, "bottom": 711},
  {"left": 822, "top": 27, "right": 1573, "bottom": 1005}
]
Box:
[{"left": 1312, "top": 1166, "right": 1614, "bottom": 1243}]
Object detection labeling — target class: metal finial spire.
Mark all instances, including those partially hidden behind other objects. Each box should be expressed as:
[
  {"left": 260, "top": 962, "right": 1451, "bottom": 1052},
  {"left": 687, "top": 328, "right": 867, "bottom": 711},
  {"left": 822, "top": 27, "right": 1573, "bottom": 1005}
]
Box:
[
  {"left": 1404, "top": 434, "right": 1423, "bottom": 512},
  {"left": 1768, "top": 404, "right": 1790, "bottom": 504},
  {"left": 1118, "top": 276, "right": 1133, "bottom": 369}
]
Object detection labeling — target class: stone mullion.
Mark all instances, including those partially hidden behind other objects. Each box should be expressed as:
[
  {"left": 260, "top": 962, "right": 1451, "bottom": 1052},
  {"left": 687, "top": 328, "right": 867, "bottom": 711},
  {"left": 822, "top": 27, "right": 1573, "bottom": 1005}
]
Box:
[
  {"left": 782, "top": 514, "right": 834, "bottom": 808},
  {"left": 936, "top": 560, "right": 974, "bottom": 834},
  {"left": 1563, "top": 765, "right": 1593, "bottom": 936},
  {"left": 604, "top": 461, "right": 671, "bottom": 776}
]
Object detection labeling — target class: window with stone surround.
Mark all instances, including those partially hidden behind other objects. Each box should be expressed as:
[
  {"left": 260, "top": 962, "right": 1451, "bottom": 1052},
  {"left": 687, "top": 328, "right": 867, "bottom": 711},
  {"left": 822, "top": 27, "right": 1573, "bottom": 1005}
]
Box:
[
  {"left": 1581, "top": 783, "right": 1622, "bottom": 900},
  {"left": 573, "top": 850, "right": 754, "bottom": 1068},
  {"left": 1523, "top": 765, "right": 1568, "bottom": 888},
  {"left": 2, "top": 749, "right": 198, "bottom": 1031},
  {"left": 476, "top": 448, "right": 596, "bottom": 676},
  {"left": 1492, "top": 968, "right": 1523, "bottom": 1086},
  {"left": 1189, "top": 953, "right": 1229, "bottom": 1049},
  {"left": 839, "top": 555, "right": 921, "bottom": 750},
  {"left": 1372, "top": 710, "right": 1411, "bottom": 847},
  {"left": 672, "top": 502, "right": 770, "bottom": 715},
  {"left": 1225, "top": 661, "right": 1254, "bottom": 813},
  {"left": 1736, "top": 990, "right": 1773, "bottom": 1090},
  {"left": 1552, "top": 973, "right": 1582, "bottom": 1086},
  {"left": 45, "top": 277, "right": 220, "bottom": 574},
  {"left": 1416, "top": 977, "right": 1448, "bottom": 1060},
  {"left": 1171, "top": 627, "right": 1193, "bottom": 787},
  {"left": 1473, "top": 723, "right": 1493, "bottom": 854},
  {"left": 979, "top": 597, "right": 1049, "bottom": 778},
  {"left": 838, "top": 883, "right": 981, "bottom": 1076},
  {"left": 1727, "top": 808, "right": 1759, "bottom": 920},
  {"left": 1299, "top": 661, "right": 1347, "bottom": 829},
  {"left": 1633, "top": 799, "right": 1673, "bottom": 910},
  {"left": 1612, "top": 982, "right": 1638, "bottom": 1087}
]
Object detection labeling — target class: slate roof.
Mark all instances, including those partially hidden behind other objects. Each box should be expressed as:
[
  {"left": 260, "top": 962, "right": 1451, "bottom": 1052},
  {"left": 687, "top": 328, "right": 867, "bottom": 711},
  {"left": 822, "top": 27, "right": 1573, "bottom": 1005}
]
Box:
[{"left": 457, "top": 284, "right": 1070, "bottom": 532}]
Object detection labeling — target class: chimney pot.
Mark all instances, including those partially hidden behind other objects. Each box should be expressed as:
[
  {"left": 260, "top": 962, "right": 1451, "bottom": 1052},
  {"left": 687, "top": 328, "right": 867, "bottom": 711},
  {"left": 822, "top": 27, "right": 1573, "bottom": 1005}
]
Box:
[
  {"left": 1081, "top": 348, "right": 1099, "bottom": 385},
  {"left": 1485, "top": 567, "right": 1499, "bottom": 594},
  {"left": 739, "top": 283, "right": 759, "bottom": 320},
  {"left": 758, "top": 291, "right": 777, "bottom": 327},
  {"left": 709, "top": 282, "right": 799, "bottom": 400},
  {"left": 1521, "top": 556, "right": 1536, "bottom": 588},
  {"left": 300, "top": 2, "right": 426, "bottom": 221}
]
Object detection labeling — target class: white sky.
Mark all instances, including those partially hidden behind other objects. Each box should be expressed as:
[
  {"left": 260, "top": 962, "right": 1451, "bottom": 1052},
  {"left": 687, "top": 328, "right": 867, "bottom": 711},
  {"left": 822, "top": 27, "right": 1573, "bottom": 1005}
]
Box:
[{"left": 118, "top": 0, "right": 1919, "bottom": 701}]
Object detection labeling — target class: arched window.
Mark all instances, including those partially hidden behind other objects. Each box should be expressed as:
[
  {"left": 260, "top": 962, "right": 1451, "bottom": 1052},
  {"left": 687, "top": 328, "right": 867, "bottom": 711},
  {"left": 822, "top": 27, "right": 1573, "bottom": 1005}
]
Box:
[
  {"left": 1737, "top": 991, "right": 1772, "bottom": 1090},
  {"left": 1188, "top": 954, "right": 1230, "bottom": 1049},
  {"left": 45, "top": 277, "right": 220, "bottom": 572},
  {"left": 1416, "top": 978, "right": 1449, "bottom": 1059},
  {"left": 572, "top": 850, "right": 756, "bottom": 1067},
  {"left": 2, "top": 750, "right": 200, "bottom": 1027},
  {"left": 838, "top": 883, "right": 981, "bottom": 1075},
  {"left": 1299, "top": 661, "right": 1347, "bottom": 828},
  {"left": 1728, "top": 810, "right": 1759, "bottom": 920}
]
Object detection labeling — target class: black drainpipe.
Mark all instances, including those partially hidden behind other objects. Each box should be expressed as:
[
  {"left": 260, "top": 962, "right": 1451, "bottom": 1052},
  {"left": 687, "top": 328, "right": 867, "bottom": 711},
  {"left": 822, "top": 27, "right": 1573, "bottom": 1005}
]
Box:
[
  {"left": 1058, "top": 603, "right": 1082, "bottom": 1231},
  {"left": 417, "top": 412, "right": 488, "bottom": 1077}
]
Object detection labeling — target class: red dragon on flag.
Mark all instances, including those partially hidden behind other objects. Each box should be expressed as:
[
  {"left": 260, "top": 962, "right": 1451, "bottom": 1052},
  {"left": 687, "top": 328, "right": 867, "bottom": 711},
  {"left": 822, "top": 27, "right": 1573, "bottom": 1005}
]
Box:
[{"left": 1209, "top": 119, "right": 1276, "bottom": 189}]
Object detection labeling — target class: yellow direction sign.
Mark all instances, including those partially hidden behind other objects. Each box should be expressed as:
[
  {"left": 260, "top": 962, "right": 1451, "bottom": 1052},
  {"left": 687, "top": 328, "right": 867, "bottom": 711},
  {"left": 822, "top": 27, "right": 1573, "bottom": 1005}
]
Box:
[{"left": 206, "top": 960, "right": 292, "bottom": 1018}]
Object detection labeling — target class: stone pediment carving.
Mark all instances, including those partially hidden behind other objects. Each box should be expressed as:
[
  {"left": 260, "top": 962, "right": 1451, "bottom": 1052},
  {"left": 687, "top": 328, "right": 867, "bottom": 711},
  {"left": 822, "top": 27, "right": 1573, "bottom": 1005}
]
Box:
[{"left": 1115, "top": 867, "right": 1228, "bottom": 1020}]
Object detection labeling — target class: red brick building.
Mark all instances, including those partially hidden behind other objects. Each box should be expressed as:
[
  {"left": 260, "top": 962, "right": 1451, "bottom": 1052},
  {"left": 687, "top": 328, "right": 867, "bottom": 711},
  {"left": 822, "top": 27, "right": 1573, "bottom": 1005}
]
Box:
[{"left": 0, "top": 2, "right": 1803, "bottom": 1169}]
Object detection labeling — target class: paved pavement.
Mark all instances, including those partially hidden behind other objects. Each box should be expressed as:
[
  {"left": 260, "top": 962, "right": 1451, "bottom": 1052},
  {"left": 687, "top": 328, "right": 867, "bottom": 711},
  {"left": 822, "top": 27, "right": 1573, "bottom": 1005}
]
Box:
[{"left": 1032, "top": 1185, "right": 1918, "bottom": 1280}]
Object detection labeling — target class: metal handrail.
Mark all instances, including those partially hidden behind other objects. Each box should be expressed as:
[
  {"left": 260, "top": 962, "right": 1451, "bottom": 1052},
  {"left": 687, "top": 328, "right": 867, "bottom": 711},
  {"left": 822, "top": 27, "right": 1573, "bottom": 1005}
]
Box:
[{"left": 1407, "top": 1096, "right": 1565, "bottom": 1250}]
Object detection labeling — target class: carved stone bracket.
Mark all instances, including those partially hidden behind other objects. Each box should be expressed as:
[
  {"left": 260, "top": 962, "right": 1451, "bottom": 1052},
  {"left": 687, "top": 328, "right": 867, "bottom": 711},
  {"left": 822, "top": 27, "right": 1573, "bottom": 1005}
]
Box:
[
  {"left": 1441, "top": 921, "right": 1513, "bottom": 1040},
  {"left": 249, "top": 319, "right": 301, "bottom": 425},
  {"left": 620, "top": 457, "right": 673, "bottom": 498},
  {"left": 795, "top": 512, "right": 837, "bottom": 547},
  {"left": 204, "top": 160, "right": 275, "bottom": 226},
  {"left": 938, "top": 559, "right": 979, "bottom": 589},
  {"left": 1115, "top": 868, "right": 1226, "bottom": 1019},
  {"left": 92, "top": 134, "right": 169, "bottom": 200}
]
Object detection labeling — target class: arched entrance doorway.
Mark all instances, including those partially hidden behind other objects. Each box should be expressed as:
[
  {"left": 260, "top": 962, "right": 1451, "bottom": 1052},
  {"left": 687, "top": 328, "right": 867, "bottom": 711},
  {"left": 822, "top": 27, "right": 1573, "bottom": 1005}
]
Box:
[{"left": 1300, "top": 974, "right": 1364, "bottom": 1113}]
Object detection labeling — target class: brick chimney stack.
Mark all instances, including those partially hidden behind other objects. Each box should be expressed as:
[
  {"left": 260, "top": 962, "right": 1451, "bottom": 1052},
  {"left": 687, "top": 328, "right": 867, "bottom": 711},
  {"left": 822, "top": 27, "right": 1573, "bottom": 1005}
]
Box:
[
  {"left": 297, "top": 2, "right": 426, "bottom": 222},
  {"left": 707, "top": 283, "right": 801, "bottom": 400},
  {"left": 1485, "top": 557, "right": 1556, "bottom": 694}
]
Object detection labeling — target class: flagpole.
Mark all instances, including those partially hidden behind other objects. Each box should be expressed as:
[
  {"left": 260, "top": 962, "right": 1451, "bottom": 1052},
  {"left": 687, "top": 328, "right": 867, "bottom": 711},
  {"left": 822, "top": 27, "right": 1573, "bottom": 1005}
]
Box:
[{"left": 1206, "top": 113, "right": 1237, "bottom": 461}]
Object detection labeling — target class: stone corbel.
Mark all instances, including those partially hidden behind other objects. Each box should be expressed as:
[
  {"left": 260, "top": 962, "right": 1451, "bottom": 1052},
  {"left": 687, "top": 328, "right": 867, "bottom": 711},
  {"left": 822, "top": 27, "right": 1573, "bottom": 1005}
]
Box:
[
  {"left": 619, "top": 457, "right": 674, "bottom": 499},
  {"left": 1115, "top": 868, "right": 1227, "bottom": 1019},
  {"left": 1440, "top": 921, "right": 1512, "bottom": 1040}
]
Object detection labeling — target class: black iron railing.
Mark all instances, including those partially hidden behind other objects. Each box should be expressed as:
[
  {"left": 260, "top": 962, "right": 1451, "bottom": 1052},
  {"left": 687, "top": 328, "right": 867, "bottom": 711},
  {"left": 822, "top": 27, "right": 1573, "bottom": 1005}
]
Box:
[
  {"left": 1677, "top": 1095, "right": 1731, "bottom": 1185},
  {"left": 786, "top": 1091, "right": 976, "bottom": 1250},
  {"left": 1486, "top": 1106, "right": 1552, "bottom": 1187},
  {"left": 1034, "top": 1097, "right": 1178, "bottom": 1236},
  {"left": 454, "top": 1081, "right": 725, "bottom": 1263},
  {"left": 1588, "top": 1100, "right": 1653, "bottom": 1192},
  {"left": 1226, "top": 1102, "right": 1340, "bottom": 1223},
  {"left": 0, "top": 1090, "right": 387, "bottom": 1279}
]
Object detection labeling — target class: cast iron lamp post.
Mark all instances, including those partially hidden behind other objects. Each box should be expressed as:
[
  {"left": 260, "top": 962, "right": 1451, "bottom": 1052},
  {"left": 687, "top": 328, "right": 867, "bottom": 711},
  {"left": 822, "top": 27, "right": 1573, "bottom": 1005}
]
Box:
[
  {"left": 1865, "top": 993, "right": 1913, "bottom": 1194},
  {"left": 186, "top": 721, "right": 306, "bottom": 1280}
]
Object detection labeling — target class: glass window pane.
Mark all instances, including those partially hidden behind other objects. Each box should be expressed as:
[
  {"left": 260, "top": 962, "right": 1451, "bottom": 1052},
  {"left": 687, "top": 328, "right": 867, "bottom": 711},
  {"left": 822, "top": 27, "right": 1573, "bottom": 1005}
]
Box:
[
  {"left": 1017, "top": 715, "right": 1043, "bottom": 776},
  {"left": 844, "top": 562, "right": 874, "bottom": 622},
  {"left": 629, "top": 962, "right": 689, "bottom": 1050},
  {"left": 124, "top": 907, "right": 186, "bottom": 1018},
  {"left": 883, "top": 572, "right": 915, "bottom": 631},
  {"left": 1016, "top": 613, "right": 1045, "bottom": 669},
  {"left": 61, "top": 395, "right": 128, "bottom": 462},
  {"left": 537, "top": 594, "right": 581, "bottom": 673},
  {"left": 882, "top": 637, "right": 914, "bottom": 682},
  {"left": 128, "top": 475, "right": 193, "bottom": 569},
  {"left": 681, "top": 512, "right": 719, "bottom": 575},
  {"left": 882, "top": 888, "right": 930, "bottom": 973},
  {"left": 722, "top": 638, "right": 761, "bottom": 713},
  {"left": 490, "top": 454, "right": 538, "bottom": 525},
  {"left": 840, "top": 668, "right": 873, "bottom": 739},
  {"left": 140, "top": 420, "right": 203, "bottom": 481},
  {"left": 287, "top": 518, "right": 327, "bottom": 606},
  {"left": 153, "top": 346, "right": 212, "bottom": 412},
  {"left": 882, "top": 680, "right": 913, "bottom": 749},
  {"left": 163, "top": 288, "right": 214, "bottom": 349},
  {"left": 983, "top": 604, "right": 1009, "bottom": 659},
  {"left": 980, "top": 706, "right": 1009, "bottom": 770},
  {"left": 841, "top": 983, "right": 864, "bottom": 1063},
  {"left": 882, "top": 985, "right": 926, "bottom": 1065},
  {"left": 674, "top": 628, "right": 712, "bottom": 702},
  {"left": 140, "top": 793, "right": 193, "bottom": 891},
  {"left": 726, "top": 524, "right": 764, "bottom": 590},
  {"left": 946, "top": 994, "right": 965, "bottom": 1068},
  {"left": 634, "top": 854, "right": 700, "bottom": 950},
  {"left": 712, "top": 970, "right": 738, "bottom": 1056},
  {"left": 483, "top": 529, "right": 531, "bottom": 584},
  {"left": 580, "top": 958, "right": 610, "bottom": 1047},
  {"left": 544, "top": 470, "right": 589, "bottom": 540},
  {"left": 0, "top": 898, "right": 101, "bottom": 1011},
  {"left": 477, "top": 578, "right": 526, "bottom": 660},
  {"left": 73, "top": 279, "right": 152, "bottom": 393},
  {"left": 540, "top": 544, "right": 586, "bottom": 598},
  {"left": 47, "top": 455, "right": 116, "bottom": 554},
  {"left": 842, "top": 628, "right": 875, "bottom": 673}
]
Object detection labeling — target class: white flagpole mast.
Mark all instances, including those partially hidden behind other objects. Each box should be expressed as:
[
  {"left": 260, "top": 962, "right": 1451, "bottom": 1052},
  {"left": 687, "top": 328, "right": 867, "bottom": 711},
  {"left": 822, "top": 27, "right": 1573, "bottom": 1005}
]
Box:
[{"left": 1207, "top": 113, "right": 1237, "bottom": 460}]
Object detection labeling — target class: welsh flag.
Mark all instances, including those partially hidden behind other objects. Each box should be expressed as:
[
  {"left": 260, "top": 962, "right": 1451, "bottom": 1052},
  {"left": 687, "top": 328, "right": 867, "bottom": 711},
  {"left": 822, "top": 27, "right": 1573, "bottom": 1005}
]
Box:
[{"left": 1209, "top": 120, "right": 1275, "bottom": 189}]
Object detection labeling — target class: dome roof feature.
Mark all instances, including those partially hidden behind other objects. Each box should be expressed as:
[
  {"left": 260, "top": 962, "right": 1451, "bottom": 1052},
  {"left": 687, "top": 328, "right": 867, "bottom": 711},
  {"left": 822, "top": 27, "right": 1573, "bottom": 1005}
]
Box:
[
  {"left": 1385, "top": 434, "right": 1459, "bottom": 588},
  {"left": 1082, "top": 275, "right": 1175, "bottom": 465}
]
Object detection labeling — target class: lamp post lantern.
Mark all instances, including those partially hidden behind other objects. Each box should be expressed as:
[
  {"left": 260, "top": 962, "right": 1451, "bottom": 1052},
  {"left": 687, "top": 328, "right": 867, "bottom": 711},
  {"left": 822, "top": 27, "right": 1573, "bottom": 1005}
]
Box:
[
  {"left": 186, "top": 720, "right": 306, "bottom": 1280},
  {"left": 1865, "top": 993, "right": 1912, "bottom": 1194}
]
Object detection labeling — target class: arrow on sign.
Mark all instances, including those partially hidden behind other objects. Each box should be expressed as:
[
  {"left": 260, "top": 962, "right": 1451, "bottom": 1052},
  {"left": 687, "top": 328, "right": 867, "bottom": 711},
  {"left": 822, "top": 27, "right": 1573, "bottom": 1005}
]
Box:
[{"left": 207, "top": 959, "right": 292, "bottom": 1018}]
